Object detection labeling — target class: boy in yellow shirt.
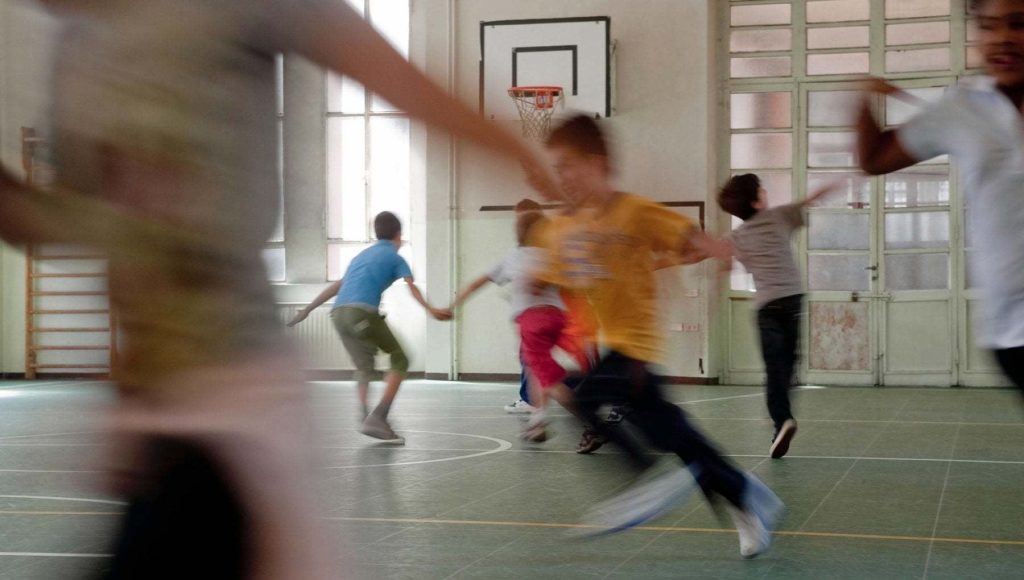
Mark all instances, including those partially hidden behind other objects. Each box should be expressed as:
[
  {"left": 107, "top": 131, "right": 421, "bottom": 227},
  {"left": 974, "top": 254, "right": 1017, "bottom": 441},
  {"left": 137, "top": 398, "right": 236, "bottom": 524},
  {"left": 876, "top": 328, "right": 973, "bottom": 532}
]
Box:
[{"left": 539, "top": 116, "right": 783, "bottom": 558}]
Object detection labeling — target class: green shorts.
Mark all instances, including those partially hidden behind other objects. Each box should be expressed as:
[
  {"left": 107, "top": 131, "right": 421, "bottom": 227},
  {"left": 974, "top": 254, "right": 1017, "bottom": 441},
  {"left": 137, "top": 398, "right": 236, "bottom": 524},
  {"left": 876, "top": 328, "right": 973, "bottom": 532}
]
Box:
[{"left": 331, "top": 306, "right": 409, "bottom": 383}]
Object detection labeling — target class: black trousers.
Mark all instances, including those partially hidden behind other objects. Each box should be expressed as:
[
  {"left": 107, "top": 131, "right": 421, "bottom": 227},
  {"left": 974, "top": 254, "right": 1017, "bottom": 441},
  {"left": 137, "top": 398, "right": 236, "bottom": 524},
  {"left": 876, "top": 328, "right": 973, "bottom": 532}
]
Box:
[
  {"left": 100, "top": 438, "right": 247, "bottom": 580},
  {"left": 757, "top": 294, "right": 803, "bottom": 430},
  {"left": 573, "top": 351, "right": 747, "bottom": 507},
  {"left": 995, "top": 346, "right": 1024, "bottom": 394}
]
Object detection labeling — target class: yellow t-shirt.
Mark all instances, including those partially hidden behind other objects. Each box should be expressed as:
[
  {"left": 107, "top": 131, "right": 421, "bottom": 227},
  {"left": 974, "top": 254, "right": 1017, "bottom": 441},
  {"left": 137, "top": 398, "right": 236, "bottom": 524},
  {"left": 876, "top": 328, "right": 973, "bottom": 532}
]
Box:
[{"left": 544, "top": 193, "right": 694, "bottom": 363}]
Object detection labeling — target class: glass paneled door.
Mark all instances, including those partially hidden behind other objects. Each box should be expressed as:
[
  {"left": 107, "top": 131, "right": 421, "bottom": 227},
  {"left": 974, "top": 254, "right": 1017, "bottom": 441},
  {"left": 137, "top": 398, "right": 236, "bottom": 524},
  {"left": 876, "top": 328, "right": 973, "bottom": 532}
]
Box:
[{"left": 803, "top": 80, "right": 958, "bottom": 387}]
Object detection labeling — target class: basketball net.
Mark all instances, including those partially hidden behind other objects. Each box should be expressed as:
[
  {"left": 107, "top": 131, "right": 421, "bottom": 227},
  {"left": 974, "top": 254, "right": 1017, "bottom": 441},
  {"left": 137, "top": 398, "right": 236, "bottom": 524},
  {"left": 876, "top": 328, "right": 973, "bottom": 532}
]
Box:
[{"left": 508, "top": 86, "right": 564, "bottom": 141}]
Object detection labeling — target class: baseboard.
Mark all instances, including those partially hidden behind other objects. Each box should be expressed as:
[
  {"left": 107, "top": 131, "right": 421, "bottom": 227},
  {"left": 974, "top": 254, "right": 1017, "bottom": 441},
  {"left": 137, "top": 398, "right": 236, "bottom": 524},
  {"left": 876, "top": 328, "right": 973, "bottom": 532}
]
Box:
[
  {"left": 424, "top": 373, "right": 450, "bottom": 381},
  {"left": 304, "top": 370, "right": 427, "bottom": 381},
  {"left": 456, "top": 373, "right": 718, "bottom": 385},
  {"left": 0, "top": 373, "right": 26, "bottom": 380}
]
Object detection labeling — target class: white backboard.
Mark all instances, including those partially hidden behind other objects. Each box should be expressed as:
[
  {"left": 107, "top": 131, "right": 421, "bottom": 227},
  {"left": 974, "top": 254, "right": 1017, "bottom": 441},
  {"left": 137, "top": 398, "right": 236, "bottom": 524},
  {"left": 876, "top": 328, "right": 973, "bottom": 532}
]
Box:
[{"left": 481, "top": 17, "right": 611, "bottom": 121}]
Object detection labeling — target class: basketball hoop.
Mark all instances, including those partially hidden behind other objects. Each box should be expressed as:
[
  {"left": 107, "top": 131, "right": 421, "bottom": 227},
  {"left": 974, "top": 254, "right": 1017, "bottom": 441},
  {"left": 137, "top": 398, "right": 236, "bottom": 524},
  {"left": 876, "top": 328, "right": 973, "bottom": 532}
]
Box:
[{"left": 508, "top": 86, "right": 564, "bottom": 140}]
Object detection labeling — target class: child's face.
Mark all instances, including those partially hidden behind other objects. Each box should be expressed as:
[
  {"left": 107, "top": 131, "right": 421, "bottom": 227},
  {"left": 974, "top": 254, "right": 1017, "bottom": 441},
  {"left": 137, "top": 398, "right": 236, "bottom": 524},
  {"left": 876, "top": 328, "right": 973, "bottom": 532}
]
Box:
[
  {"left": 548, "top": 145, "right": 608, "bottom": 206},
  {"left": 977, "top": 0, "right": 1024, "bottom": 87}
]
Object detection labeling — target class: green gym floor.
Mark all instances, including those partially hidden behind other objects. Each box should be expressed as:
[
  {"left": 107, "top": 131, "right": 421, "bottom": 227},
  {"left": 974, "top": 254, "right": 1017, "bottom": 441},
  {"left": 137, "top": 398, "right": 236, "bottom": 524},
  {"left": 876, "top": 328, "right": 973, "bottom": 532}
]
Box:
[{"left": 0, "top": 379, "right": 1022, "bottom": 579}]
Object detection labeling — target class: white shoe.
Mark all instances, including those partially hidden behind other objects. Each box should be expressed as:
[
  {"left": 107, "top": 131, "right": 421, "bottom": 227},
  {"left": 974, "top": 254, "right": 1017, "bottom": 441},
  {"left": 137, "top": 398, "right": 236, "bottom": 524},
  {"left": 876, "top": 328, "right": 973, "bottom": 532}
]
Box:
[
  {"left": 727, "top": 505, "right": 769, "bottom": 558},
  {"left": 575, "top": 465, "right": 697, "bottom": 537},
  {"left": 770, "top": 419, "right": 798, "bottom": 459},
  {"left": 504, "top": 399, "right": 536, "bottom": 414},
  {"left": 730, "top": 473, "right": 785, "bottom": 558}
]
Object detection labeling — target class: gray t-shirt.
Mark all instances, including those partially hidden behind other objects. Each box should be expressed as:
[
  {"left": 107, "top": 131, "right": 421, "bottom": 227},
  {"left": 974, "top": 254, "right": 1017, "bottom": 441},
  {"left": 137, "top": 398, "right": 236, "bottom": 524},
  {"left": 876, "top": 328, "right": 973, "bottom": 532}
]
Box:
[
  {"left": 488, "top": 247, "right": 565, "bottom": 320},
  {"left": 730, "top": 204, "right": 805, "bottom": 308}
]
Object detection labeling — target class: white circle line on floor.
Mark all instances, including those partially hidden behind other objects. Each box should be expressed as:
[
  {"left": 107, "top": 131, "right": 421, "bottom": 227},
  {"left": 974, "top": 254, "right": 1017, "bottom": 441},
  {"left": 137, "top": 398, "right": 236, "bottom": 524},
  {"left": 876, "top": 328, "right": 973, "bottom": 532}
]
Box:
[
  {"left": 0, "top": 494, "right": 126, "bottom": 506},
  {"left": 325, "top": 430, "right": 512, "bottom": 469}
]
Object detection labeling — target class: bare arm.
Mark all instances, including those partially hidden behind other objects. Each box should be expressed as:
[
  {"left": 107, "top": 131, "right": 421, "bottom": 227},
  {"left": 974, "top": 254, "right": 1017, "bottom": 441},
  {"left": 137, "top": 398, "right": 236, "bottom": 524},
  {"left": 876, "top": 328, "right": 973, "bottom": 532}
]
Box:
[
  {"left": 857, "top": 78, "right": 919, "bottom": 176},
  {"left": 800, "top": 180, "right": 843, "bottom": 208},
  {"left": 288, "top": 280, "right": 342, "bottom": 326},
  {"left": 291, "top": 3, "right": 558, "bottom": 197},
  {"left": 405, "top": 277, "right": 451, "bottom": 321},
  {"left": 450, "top": 274, "right": 492, "bottom": 310},
  {"left": 0, "top": 171, "right": 99, "bottom": 245}
]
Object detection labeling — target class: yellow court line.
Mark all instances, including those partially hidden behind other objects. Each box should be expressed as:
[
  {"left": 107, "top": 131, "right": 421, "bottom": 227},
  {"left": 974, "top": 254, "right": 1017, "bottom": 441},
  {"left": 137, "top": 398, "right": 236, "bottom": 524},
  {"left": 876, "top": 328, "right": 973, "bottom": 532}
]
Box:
[
  {"left": 328, "top": 516, "right": 1024, "bottom": 548},
  {"left": 3, "top": 510, "right": 1024, "bottom": 548}
]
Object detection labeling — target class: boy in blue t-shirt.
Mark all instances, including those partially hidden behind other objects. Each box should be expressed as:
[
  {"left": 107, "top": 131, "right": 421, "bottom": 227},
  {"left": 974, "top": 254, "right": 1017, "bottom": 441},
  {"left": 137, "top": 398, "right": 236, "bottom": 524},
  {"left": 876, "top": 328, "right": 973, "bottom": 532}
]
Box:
[{"left": 290, "top": 212, "right": 451, "bottom": 443}]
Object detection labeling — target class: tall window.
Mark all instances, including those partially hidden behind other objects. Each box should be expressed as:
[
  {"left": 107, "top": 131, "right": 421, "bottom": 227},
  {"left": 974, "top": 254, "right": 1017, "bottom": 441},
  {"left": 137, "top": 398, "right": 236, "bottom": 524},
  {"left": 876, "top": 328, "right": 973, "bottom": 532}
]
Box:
[
  {"left": 326, "top": 0, "right": 411, "bottom": 280},
  {"left": 263, "top": 53, "right": 287, "bottom": 282},
  {"left": 724, "top": 0, "right": 978, "bottom": 293}
]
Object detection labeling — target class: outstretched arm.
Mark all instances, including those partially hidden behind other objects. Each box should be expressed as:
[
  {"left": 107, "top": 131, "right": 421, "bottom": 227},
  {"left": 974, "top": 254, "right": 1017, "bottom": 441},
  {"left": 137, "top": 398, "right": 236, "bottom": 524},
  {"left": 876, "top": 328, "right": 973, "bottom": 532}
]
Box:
[
  {"left": 288, "top": 280, "right": 342, "bottom": 326},
  {"left": 405, "top": 277, "right": 451, "bottom": 321},
  {"left": 857, "top": 77, "right": 919, "bottom": 176},
  {"left": 291, "top": 2, "right": 558, "bottom": 198},
  {"left": 450, "top": 274, "right": 492, "bottom": 310}
]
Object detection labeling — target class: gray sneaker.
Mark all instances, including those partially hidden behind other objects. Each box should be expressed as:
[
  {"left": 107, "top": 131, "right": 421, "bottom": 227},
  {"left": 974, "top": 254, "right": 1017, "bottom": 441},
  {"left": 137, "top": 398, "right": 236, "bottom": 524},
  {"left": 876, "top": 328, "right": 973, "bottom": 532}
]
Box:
[{"left": 360, "top": 415, "right": 405, "bottom": 445}]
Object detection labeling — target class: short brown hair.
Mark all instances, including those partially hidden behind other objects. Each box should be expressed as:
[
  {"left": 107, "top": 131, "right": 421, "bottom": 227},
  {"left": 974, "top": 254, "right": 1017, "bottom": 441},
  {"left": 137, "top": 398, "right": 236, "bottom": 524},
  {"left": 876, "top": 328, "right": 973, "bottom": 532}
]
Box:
[
  {"left": 718, "top": 174, "right": 761, "bottom": 221},
  {"left": 373, "top": 211, "right": 402, "bottom": 240},
  {"left": 545, "top": 114, "right": 609, "bottom": 158},
  {"left": 516, "top": 211, "right": 547, "bottom": 246},
  {"left": 514, "top": 198, "right": 542, "bottom": 214}
]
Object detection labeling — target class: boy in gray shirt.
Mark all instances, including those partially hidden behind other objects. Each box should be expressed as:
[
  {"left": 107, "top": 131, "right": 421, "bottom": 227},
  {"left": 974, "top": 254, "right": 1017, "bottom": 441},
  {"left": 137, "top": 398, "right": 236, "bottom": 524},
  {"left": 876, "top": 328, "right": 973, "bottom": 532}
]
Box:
[{"left": 718, "top": 174, "right": 837, "bottom": 459}]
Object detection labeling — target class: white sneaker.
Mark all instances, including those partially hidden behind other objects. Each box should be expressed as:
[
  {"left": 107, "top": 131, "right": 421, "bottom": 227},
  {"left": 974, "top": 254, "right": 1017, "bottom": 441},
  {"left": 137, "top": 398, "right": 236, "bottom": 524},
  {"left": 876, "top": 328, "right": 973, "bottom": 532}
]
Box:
[
  {"left": 575, "top": 465, "right": 697, "bottom": 537},
  {"left": 504, "top": 399, "right": 536, "bottom": 414},
  {"left": 727, "top": 505, "right": 769, "bottom": 558},
  {"left": 730, "top": 473, "right": 785, "bottom": 558}
]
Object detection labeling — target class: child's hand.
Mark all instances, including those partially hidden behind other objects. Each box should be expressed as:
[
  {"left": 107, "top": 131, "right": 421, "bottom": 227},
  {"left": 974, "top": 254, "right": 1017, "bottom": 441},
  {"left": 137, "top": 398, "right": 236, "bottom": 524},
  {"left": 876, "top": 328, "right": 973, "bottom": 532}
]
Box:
[
  {"left": 862, "top": 77, "right": 903, "bottom": 96},
  {"left": 431, "top": 307, "right": 453, "bottom": 321},
  {"left": 287, "top": 309, "right": 309, "bottom": 327}
]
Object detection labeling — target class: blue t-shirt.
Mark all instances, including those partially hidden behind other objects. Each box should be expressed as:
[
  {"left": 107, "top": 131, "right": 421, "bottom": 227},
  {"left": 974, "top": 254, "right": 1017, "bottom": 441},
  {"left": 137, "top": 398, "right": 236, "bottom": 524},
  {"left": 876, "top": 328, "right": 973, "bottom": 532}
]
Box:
[{"left": 334, "top": 241, "right": 413, "bottom": 309}]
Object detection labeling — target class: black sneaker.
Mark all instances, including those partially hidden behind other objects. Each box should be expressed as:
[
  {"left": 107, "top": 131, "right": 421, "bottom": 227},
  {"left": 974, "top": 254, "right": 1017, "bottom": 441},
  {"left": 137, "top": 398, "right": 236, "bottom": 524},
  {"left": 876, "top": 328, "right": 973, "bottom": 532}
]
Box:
[
  {"left": 769, "top": 419, "right": 797, "bottom": 459},
  {"left": 576, "top": 428, "right": 606, "bottom": 454}
]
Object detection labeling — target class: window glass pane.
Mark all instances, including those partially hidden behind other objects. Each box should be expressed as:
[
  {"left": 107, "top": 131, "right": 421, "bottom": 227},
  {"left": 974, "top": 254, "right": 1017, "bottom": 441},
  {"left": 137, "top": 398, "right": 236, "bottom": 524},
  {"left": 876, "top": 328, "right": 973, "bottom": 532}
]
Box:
[
  {"left": 809, "top": 213, "right": 870, "bottom": 250},
  {"left": 369, "top": 117, "right": 411, "bottom": 235},
  {"left": 885, "top": 86, "right": 947, "bottom": 125},
  {"left": 808, "top": 172, "right": 871, "bottom": 208},
  {"left": 966, "top": 46, "right": 984, "bottom": 69},
  {"left": 369, "top": 0, "right": 409, "bottom": 112},
  {"left": 730, "top": 29, "right": 792, "bottom": 53},
  {"left": 327, "top": 73, "right": 365, "bottom": 114},
  {"left": 808, "top": 254, "right": 871, "bottom": 290},
  {"left": 885, "top": 0, "right": 950, "bottom": 19},
  {"left": 758, "top": 172, "right": 794, "bottom": 207},
  {"left": 886, "top": 21, "right": 950, "bottom": 46},
  {"left": 885, "top": 253, "right": 949, "bottom": 290},
  {"left": 808, "top": 132, "right": 857, "bottom": 168},
  {"left": 327, "top": 118, "right": 367, "bottom": 240},
  {"left": 731, "top": 260, "right": 756, "bottom": 292},
  {"left": 328, "top": 243, "right": 373, "bottom": 281},
  {"left": 262, "top": 248, "right": 285, "bottom": 282},
  {"left": 807, "top": 26, "right": 870, "bottom": 49},
  {"left": 731, "top": 4, "right": 792, "bottom": 26},
  {"left": 275, "top": 54, "right": 284, "bottom": 117},
  {"left": 270, "top": 119, "right": 285, "bottom": 243},
  {"left": 884, "top": 212, "right": 949, "bottom": 249},
  {"left": 344, "top": 0, "right": 365, "bottom": 16},
  {"left": 886, "top": 48, "right": 951, "bottom": 73},
  {"left": 966, "top": 22, "right": 980, "bottom": 43},
  {"left": 808, "top": 90, "right": 860, "bottom": 127},
  {"left": 884, "top": 168, "right": 950, "bottom": 208},
  {"left": 731, "top": 92, "right": 791, "bottom": 129},
  {"left": 807, "top": 52, "right": 870, "bottom": 75},
  {"left": 807, "top": 0, "right": 870, "bottom": 23},
  {"left": 731, "top": 133, "right": 793, "bottom": 169},
  {"left": 731, "top": 56, "right": 792, "bottom": 78}
]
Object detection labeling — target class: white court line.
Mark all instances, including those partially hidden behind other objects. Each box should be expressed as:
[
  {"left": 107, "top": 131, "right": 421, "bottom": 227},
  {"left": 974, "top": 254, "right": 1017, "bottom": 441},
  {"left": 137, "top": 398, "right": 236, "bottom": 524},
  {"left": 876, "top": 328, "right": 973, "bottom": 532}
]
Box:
[
  {"left": 0, "top": 552, "right": 111, "bottom": 558},
  {"left": 0, "top": 469, "right": 102, "bottom": 474},
  {"left": 0, "top": 495, "right": 125, "bottom": 506},
  {"left": 325, "top": 430, "right": 511, "bottom": 469},
  {"left": 0, "top": 431, "right": 98, "bottom": 441},
  {"left": 0, "top": 380, "right": 105, "bottom": 390}
]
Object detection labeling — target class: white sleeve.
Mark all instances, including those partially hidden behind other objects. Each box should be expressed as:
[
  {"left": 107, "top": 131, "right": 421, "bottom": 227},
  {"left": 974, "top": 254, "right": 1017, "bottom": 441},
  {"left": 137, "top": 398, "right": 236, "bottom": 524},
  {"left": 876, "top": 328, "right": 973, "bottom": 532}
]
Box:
[
  {"left": 488, "top": 255, "right": 512, "bottom": 286},
  {"left": 897, "top": 90, "right": 961, "bottom": 163}
]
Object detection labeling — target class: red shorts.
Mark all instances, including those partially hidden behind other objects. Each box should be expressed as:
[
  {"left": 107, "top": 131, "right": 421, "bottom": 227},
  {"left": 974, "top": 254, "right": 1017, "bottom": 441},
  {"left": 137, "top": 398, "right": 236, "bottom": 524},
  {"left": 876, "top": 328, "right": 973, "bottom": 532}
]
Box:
[{"left": 517, "top": 306, "right": 592, "bottom": 389}]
